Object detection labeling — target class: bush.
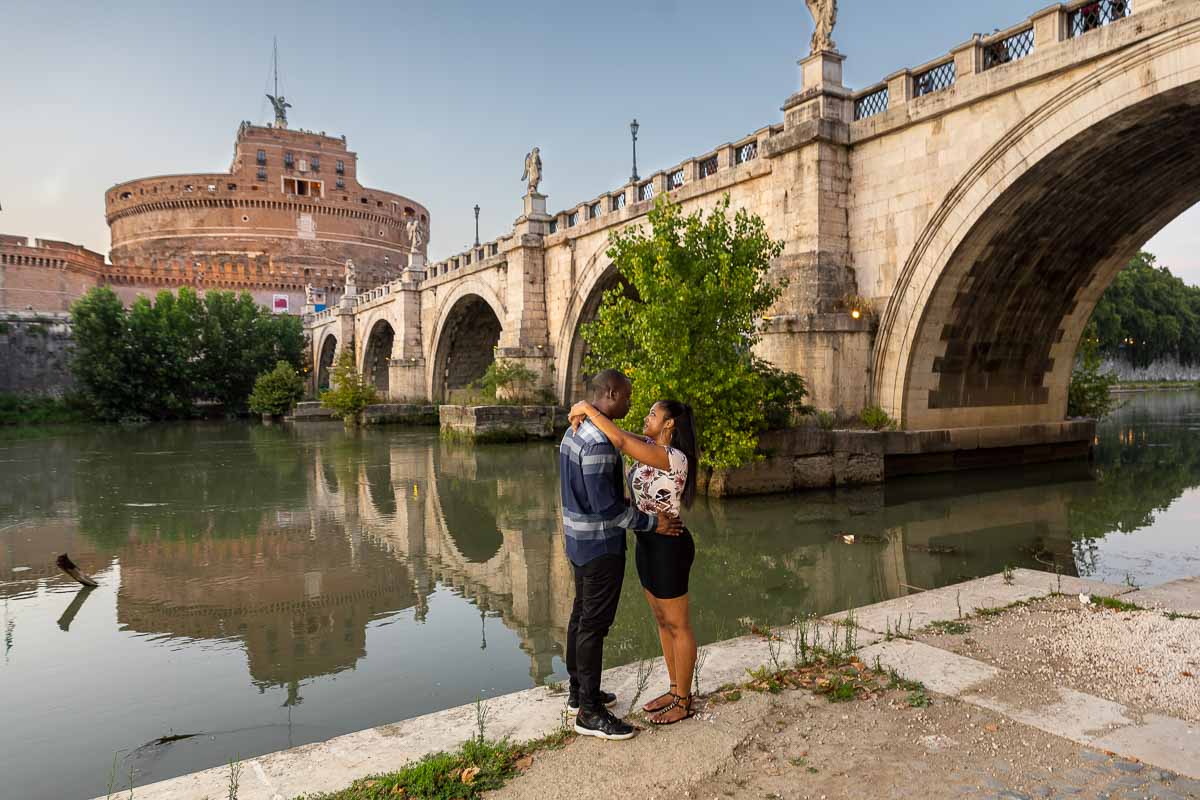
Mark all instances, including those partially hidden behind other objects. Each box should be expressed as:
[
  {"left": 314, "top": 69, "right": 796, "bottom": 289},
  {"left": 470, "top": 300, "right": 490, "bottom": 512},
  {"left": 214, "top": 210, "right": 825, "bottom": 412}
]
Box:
[
  {"left": 68, "top": 286, "right": 304, "bottom": 421},
  {"left": 472, "top": 359, "right": 541, "bottom": 403},
  {"left": 320, "top": 349, "right": 378, "bottom": 424},
  {"left": 1068, "top": 325, "right": 1119, "bottom": 419},
  {"left": 248, "top": 361, "right": 305, "bottom": 417},
  {"left": 0, "top": 393, "right": 87, "bottom": 426},
  {"left": 756, "top": 359, "right": 810, "bottom": 430},
  {"left": 582, "top": 195, "right": 788, "bottom": 469},
  {"left": 859, "top": 405, "right": 897, "bottom": 431},
  {"left": 815, "top": 410, "right": 836, "bottom": 431}
]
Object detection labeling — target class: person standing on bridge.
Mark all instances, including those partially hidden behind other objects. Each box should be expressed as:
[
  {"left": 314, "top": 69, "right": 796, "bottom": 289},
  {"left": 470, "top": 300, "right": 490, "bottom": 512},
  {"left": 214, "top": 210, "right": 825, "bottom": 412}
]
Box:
[{"left": 559, "top": 369, "right": 682, "bottom": 740}]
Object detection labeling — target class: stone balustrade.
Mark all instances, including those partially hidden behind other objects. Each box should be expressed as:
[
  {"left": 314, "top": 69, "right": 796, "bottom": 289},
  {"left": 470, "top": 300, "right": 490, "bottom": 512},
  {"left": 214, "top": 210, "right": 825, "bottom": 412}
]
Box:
[
  {"left": 422, "top": 237, "right": 510, "bottom": 281},
  {"left": 850, "top": 0, "right": 1139, "bottom": 122}
]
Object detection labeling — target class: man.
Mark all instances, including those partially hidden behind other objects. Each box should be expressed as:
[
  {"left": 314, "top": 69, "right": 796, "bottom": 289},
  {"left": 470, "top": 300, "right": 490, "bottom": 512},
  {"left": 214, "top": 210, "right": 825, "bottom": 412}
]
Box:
[{"left": 559, "top": 369, "right": 681, "bottom": 740}]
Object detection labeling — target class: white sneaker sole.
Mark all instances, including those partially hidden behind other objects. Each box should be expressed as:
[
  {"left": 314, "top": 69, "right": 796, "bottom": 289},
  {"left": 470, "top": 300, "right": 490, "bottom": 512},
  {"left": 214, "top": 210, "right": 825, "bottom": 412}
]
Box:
[{"left": 573, "top": 721, "right": 636, "bottom": 740}]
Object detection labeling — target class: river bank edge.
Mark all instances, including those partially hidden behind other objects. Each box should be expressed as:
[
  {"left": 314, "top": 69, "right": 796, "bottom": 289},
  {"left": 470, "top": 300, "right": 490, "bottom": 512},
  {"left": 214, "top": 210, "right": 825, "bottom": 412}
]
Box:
[{"left": 99, "top": 567, "right": 1200, "bottom": 800}]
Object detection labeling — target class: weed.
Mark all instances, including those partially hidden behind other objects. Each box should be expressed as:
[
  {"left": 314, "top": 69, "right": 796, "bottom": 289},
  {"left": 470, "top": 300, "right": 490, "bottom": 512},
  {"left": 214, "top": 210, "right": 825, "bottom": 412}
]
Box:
[
  {"left": 956, "top": 589, "right": 963, "bottom": 620},
  {"left": 544, "top": 680, "right": 566, "bottom": 695},
  {"left": 693, "top": 646, "right": 710, "bottom": 697},
  {"left": 1165, "top": 611, "right": 1200, "bottom": 621},
  {"left": 1092, "top": 595, "right": 1143, "bottom": 612},
  {"left": 975, "top": 606, "right": 1006, "bottom": 617},
  {"left": 826, "top": 675, "right": 857, "bottom": 702},
  {"left": 1124, "top": 572, "right": 1141, "bottom": 590},
  {"left": 627, "top": 658, "right": 654, "bottom": 716},
  {"left": 105, "top": 754, "right": 120, "bottom": 800},
  {"left": 1055, "top": 563, "right": 1063, "bottom": 595},
  {"left": 227, "top": 756, "right": 242, "bottom": 800},
  {"left": 767, "top": 630, "right": 785, "bottom": 672},
  {"left": 842, "top": 609, "right": 858, "bottom": 654},
  {"left": 927, "top": 620, "right": 970, "bottom": 635},
  {"left": 126, "top": 764, "right": 135, "bottom": 800},
  {"left": 474, "top": 696, "right": 491, "bottom": 744},
  {"left": 789, "top": 615, "right": 813, "bottom": 667},
  {"left": 815, "top": 410, "right": 836, "bottom": 431},
  {"left": 859, "top": 405, "right": 897, "bottom": 431},
  {"left": 1002, "top": 565, "right": 1015, "bottom": 585},
  {"left": 906, "top": 687, "right": 931, "bottom": 708}
]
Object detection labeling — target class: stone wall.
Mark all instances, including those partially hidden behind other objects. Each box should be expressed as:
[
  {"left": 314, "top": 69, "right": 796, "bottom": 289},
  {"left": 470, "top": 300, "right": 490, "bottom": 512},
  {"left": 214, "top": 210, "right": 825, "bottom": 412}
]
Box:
[
  {"left": 0, "top": 235, "right": 104, "bottom": 313},
  {"left": 438, "top": 405, "right": 565, "bottom": 442},
  {"left": 0, "top": 312, "right": 74, "bottom": 396}
]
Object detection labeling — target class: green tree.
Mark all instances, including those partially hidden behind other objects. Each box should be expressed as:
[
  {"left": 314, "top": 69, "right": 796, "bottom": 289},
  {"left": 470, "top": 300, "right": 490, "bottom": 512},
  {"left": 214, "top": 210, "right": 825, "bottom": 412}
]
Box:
[
  {"left": 1068, "top": 324, "right": 1118, "bottom": 419},
  {"left": 249, "top": 361, "right": 305, "bottom": 417},
  {"left": 69, "top": 287, "right": 133, "bottom": 421},
  {"left": 1090, "top": 252, "right": 1200, "bottom": 367},
  {"left": 582, "top": 195, "right": 791, "bottom": 469},
  {"left": 320, "top": 348, "right": 378, "bottom": 425}
]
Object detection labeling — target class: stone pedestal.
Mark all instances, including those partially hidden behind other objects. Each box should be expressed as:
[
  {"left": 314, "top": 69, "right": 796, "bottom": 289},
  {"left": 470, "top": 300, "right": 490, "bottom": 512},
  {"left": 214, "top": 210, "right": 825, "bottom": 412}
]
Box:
[
  {"left": 388, "top": 358, "right": 428, "bottom": 402},
  {"left": 523, "top": 192, "right": 548, "bottom": 218},
  {"left": 407, "top": 252, "right": 426, "bottom": 272}
]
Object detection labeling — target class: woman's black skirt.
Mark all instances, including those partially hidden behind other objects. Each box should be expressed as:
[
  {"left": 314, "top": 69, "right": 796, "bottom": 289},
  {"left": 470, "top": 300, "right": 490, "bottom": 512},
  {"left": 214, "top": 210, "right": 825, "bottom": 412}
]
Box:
[{"left": 634, "top": 527, "right": 695, "bottom": 599}]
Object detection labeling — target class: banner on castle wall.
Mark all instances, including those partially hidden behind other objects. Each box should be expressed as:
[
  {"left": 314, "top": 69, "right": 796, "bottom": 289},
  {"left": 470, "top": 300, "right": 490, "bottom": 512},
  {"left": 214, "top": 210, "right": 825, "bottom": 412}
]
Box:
[{"left": 272, "top": 295, "right": 290, "bottom": 314}]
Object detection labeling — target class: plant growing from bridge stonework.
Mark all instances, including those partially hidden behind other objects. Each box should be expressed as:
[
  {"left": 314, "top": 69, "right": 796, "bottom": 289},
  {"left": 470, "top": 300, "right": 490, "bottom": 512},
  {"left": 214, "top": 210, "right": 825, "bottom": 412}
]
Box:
[
  {"left": 582, "top": 195, "right": 793, "bottom": 470},
  {"left": 320, "top": 348, "right": 378, "bottom": 426},
  {"left": 249, "top": 361, "right": 305, "bottom": 418}
]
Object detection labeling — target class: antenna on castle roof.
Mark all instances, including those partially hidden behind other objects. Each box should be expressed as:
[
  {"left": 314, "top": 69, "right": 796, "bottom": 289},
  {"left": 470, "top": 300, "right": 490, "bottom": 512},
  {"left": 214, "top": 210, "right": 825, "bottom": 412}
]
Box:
[{"left": 265, "top": 37, "right": 291, "bottom": 129}]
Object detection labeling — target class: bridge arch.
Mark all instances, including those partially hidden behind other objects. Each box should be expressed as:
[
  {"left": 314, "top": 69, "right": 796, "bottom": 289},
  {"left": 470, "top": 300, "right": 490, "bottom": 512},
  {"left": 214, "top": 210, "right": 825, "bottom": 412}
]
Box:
[
  {"left": 316, "top": 333, "right": 338, "bottom": 392},
  {"left": 555, "top": 249, "right": 636, "bottom": 403},
  {"left": 429, "top": 281, "right": 506, "bottom": 402},
  {"left": 361, "top": 318, "right": 396, "bottom": 396},
  {"left": 874, "top": 27, "right": 1200, "bottom": 429}
]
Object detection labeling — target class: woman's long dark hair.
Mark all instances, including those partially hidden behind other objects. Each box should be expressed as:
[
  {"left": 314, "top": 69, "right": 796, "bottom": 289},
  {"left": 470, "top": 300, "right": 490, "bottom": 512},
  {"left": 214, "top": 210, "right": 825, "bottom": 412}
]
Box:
[{"left": 657, "top": 400, "right": 699, "bottom": 509}]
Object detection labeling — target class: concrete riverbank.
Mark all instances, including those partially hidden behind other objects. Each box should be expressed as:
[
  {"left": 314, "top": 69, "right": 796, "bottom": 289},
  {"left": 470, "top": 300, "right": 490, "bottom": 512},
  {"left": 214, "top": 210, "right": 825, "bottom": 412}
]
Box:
[{"left": 108, "top": 568, "right": 1199, "bottom": 800}]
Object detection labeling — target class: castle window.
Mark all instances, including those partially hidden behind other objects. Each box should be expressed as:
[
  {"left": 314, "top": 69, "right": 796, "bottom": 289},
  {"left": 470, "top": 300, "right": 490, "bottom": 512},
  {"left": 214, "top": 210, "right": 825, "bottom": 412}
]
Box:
[
  {"left": 336, "top": 178, "right": 345, "bottom": 189},
  {"left": 256, "top": 150, "right": 266, "bottom": 165},
  {"left": 257, "top": 168, "right": 267, "bottom": 180},
  {"left": 184, "top": 184, "right": 194, "bottom": 192},
  {"left": 311, "top": 157, "right": 320, "bottom": 171},
  {"left": 336, "top": 160, "right": 345, "bottom": 174},
  {"left": 119, "top": 191, "right": 132, "bottom": 200},
  {"left": 284, "top": 152, "right": 295, "bottom": 168},
  {"left": 227, "top": 183, "right": 237, "bottom": 191}
]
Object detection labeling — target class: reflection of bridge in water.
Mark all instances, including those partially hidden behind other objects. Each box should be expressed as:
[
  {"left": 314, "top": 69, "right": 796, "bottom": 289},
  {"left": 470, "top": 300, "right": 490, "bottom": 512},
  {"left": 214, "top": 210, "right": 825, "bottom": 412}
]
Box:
[{"left": 316, "top": 437, "right": 1093, "bottom": 682}]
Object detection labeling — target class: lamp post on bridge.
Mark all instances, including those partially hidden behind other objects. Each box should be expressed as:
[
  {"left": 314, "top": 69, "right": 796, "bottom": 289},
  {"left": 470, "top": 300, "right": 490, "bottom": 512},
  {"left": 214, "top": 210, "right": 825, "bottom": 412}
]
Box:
[
  {"left": 630, "top": 119, "right": 640, "bottom": 183},
  {"left": 473, "top": 204, "right": 480, "bottom": 247}
]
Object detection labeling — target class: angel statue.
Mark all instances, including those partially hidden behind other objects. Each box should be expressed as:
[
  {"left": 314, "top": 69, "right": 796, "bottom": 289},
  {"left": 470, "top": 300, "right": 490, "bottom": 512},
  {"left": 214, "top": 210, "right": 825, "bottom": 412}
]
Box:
[
  {"left": 521, "top": 147, "right": 543, "bottom": 195},
  {"left": 304, "top": 283, "right": 316, "bottom": 306},
  {"left": 805, "top": 0, "right": 838, "bottom": 54},
  {"left": 405, "top": 216, "right": 426, "bottom": 251},
  {"left": 343, "top": 259, "right": 357, "bottom": 290},
  {"left": 266, "top": 94, "right": 292, "bottom": 128}
]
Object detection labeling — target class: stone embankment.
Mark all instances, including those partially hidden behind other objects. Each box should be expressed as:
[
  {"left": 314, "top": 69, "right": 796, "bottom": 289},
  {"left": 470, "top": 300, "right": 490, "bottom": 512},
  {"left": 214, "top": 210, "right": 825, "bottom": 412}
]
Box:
[
  {"left": 113, "top": 568, "right": 1199, "bottom": 800},
  {"left": 438, "top": 404, "right": 566, "bottom": 442}
]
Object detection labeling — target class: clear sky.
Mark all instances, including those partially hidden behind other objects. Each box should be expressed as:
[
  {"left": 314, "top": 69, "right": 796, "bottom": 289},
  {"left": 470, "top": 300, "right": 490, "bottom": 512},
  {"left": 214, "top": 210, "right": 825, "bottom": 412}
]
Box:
[{"left": 2, "top": 0, "right": 1197, "bottom": 283}]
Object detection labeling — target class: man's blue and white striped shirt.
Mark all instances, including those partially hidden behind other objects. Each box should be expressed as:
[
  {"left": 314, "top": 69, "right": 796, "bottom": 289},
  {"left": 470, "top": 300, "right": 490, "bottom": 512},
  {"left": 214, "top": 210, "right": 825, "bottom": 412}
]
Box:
[{"left": 559, "top": 418, "right": 656, "bottom": 566}]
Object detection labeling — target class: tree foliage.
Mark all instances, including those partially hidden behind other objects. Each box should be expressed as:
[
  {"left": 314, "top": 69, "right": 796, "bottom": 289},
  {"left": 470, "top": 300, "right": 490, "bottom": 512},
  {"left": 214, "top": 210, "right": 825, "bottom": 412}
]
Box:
[
  {"left": 1091, "top": 252, "right": 1200, "bottom": 367},
  {"left": 248, "top": 361, "right": 306, "bottom": 417},
  {"left": 582, "top": 195, "right": 796, "bottom": 469},
  {"left": 1068, "top": 323, "right": 1119, "bottom": 419},
  {"left": 68, "top": 286, "right": 304, "bottom": 421},
  {"left": 320, "top": 348, "right": 378, "bottom": 424}
]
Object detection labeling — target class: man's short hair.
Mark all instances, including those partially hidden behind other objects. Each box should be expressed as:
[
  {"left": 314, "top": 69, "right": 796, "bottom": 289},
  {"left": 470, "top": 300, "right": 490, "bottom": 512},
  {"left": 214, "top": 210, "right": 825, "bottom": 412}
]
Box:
[{"left": 590, "top": 369, "right": 630, "bottom": 399}]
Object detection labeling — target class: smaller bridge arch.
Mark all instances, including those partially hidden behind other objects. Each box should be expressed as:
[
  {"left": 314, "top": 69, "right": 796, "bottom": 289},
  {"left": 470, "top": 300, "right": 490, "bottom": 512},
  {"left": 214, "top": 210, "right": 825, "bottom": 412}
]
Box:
[
  {"left": 429, "top": 280, "right": 506, "bottom": 402},
  {"left": 361, "top": 318, "right": 396, "bottom": 396},
  {"left": 316, "top": 332, "right": 338, "bottom": 392}
]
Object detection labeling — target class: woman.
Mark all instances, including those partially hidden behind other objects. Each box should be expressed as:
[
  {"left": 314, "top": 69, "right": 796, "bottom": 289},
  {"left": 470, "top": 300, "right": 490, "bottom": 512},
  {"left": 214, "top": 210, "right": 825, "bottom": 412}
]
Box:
[{"left": 568, "top": 398, "right": 699, "bottom": 724}]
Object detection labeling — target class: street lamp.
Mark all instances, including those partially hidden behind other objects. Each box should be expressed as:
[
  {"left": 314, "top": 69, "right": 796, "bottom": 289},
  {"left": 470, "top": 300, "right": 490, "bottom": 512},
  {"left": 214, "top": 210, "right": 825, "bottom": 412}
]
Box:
[
  {"left": 630, "top": 119, "right": 640, "bottom": 183},
  {"left": 473, "top": 204, "right": 480, "bottom": 247}
]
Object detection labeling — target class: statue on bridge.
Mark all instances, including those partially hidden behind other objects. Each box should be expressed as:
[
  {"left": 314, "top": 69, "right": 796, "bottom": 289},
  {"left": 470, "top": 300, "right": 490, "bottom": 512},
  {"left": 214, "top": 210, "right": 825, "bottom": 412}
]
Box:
[
  {"left": 343, "top": 259, "right": 357, "bottom": 296},
  {"left": 805, "top": 0, "right": 838, "bottom": 54},
  {"left": 266, "top": 94, "right": 292, "bottom": 128},
  {"left": 522, "top": 147, "right": 543, "bottom": 195},
  {"left": 405, "top": 215, "right": 427, "bottom": 252},
  {"left": 305, "top": 283, "right": 316, "bottom": 307}
]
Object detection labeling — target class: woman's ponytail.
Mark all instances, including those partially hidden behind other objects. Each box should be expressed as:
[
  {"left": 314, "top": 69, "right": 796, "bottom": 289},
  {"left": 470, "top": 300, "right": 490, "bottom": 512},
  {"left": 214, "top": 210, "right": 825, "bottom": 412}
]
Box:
[{"left": 659, "top": 400, "right": 700, "bottom": 508}]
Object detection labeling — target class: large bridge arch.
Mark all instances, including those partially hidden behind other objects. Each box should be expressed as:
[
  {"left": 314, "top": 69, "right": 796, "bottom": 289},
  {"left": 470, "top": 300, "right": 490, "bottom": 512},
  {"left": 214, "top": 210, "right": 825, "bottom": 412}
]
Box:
[
  {"left": 874, "top": 25, "right": 1200, "bottom": 430},
  {"left": 429, "top": 281, "right": 506, "bottom": 402}
]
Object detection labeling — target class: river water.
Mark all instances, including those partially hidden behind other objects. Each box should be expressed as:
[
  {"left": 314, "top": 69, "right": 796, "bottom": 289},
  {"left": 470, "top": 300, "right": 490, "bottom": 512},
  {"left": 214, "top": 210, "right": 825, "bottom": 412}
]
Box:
[{"left": 2, "top": 391, "right": 1198, "bottom": 800}]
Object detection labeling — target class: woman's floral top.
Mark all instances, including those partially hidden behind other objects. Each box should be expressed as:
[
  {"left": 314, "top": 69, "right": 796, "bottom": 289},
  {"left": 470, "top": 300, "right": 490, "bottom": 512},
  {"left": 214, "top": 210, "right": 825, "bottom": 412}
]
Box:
[{"left": 628, "top": 439, "right": 688, "bottom": 517}]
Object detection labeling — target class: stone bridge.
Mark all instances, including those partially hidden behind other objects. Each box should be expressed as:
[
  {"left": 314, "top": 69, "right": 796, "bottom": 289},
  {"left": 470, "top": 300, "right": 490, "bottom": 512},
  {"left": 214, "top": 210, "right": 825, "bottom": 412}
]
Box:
[{"left": 307, "top": 0, "right": 1200, "bottom": 432}]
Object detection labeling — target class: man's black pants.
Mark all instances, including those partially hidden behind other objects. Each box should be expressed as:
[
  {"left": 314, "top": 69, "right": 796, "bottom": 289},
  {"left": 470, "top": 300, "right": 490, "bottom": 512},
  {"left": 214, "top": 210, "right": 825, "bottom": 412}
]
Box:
[{"left": 565, "top": 553, "right": 625, "bottom": 712}]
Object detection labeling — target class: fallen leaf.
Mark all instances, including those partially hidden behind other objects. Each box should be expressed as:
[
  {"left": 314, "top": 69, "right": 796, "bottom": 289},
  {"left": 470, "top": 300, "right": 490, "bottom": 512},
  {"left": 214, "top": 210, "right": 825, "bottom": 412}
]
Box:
[
  {"left": 1182, "top": 671, "right": 1194, "bottom": 678},
  {"left": 983, "top": 724, "right": 999, "bottom": 733},
  {"left": 514, "top": 755, "right": 534, "bottom": 771},
  {"left": 365, "top": 780, "right": 378, "bottom": 788}
]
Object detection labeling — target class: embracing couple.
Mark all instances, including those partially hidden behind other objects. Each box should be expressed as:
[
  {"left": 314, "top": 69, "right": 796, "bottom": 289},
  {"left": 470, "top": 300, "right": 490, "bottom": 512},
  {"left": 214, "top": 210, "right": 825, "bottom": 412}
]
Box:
[{"left": 558, "top": 368, "right": 699, "bottom": 741}]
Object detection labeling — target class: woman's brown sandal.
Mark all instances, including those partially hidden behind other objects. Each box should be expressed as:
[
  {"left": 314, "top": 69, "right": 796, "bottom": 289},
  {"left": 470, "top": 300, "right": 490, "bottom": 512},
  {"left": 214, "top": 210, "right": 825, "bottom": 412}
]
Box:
[
  {"left": 649, "top": 693, "right": 694, "bottom": 725},
  {"left": 643, "top": 683, "right": 677, "bottom": 713}
]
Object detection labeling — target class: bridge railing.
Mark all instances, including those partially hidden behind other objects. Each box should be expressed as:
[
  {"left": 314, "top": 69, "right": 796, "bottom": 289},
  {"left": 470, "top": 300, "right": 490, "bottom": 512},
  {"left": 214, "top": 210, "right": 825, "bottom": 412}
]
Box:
[
  {"left": 546, "top": 125, "right": 775, "bottom": 236},
  {"left": 851, "top": 0, "right": 1142, "bottom": 125},
  {"left": 424, "top": 236, "right": 509, "bottom": 280}
]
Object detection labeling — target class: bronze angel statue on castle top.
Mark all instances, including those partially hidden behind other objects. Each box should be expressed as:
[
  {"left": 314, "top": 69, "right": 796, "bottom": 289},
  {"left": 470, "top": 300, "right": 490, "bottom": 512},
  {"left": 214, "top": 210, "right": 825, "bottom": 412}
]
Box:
[{"left": 805, "top": 0, "right": 838, "bottom": 54}]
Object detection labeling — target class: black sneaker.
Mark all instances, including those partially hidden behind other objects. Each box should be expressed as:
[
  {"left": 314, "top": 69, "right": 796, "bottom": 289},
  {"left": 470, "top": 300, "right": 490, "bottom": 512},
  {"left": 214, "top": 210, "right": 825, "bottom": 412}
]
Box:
[
  {"left": 567, "top": 689, "right": 617, "bottom": 715},
  {"left": 573, "top": 708, "right": 636, "bottom": 740}
]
